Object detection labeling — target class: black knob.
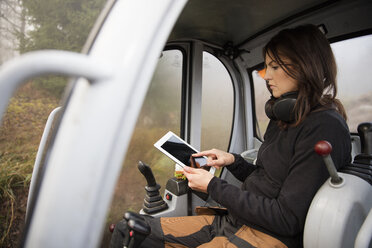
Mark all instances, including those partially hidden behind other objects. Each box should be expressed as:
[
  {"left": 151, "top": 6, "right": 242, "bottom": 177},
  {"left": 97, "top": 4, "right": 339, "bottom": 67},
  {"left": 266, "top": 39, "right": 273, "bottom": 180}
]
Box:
[
  {"left": 128, "top": 219, "right": 151, "bottom": 236},
  {"left": 138, "top": 161, "right": 157, "bottom": 187},
  {"left": 137, "top": 161, "right": 168, "bottom": 214},
  {"left": 124, "top": 211, "right": 145, "bottom": 222},
  {"left": 122, "top": 211, "right": 144, "bottom": 248},
  {"left": 358, "top": 122, "right": 372, "bottom": 155},
  {"left": 127, "top": 219, "right": 151, "bottom": 248}
]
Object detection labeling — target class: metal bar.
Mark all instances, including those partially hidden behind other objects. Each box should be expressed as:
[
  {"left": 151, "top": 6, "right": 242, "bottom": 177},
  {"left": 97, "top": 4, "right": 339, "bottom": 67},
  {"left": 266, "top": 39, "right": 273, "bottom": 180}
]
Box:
[{"left": 0, "top": 50, "right": 111, "bottom": 122}]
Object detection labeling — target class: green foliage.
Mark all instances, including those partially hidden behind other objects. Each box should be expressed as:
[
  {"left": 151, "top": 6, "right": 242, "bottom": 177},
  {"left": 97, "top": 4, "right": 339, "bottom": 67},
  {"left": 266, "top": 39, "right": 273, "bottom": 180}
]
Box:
[
  {"left": 0, "top": 153, "right": 33, "bottom": 244},
  {"left": 21, "top": 0, "right": 106, "bottom": 53},
  {"left": 0, "top": 83, "right": 60, "bottom": 246},
  {"left": 32, "top": 76, "right": 69, "bottom": 99},
  {"left": 1, "top": 0, "right": 105, "bottom": 245},
  {"left": 20, "top": 0, "right": 107, "bottom": 97}
]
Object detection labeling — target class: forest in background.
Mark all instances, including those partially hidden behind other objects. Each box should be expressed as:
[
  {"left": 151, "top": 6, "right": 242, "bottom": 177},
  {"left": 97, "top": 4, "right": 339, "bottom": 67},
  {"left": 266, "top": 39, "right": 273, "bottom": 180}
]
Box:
[
  {"left": 1, "top": 2, "right": 183, "bottom": 247},
  {"left": 0, "top": 0, "right": 106, "bottom": 246}
]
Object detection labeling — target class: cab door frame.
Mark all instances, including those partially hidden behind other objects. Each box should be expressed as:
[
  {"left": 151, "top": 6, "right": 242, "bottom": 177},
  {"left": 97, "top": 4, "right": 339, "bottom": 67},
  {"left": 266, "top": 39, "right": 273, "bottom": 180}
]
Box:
[{"left": 6, "top": 1, "right": 189, "bottom": 247}]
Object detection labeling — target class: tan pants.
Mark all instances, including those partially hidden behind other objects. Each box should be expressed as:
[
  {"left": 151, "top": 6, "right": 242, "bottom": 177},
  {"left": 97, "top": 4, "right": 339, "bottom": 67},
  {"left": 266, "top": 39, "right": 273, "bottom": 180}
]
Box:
[
  {"left": 160, "top": 215, "right": 288, "bottom": 248},
  {"left": 110, "top": 213, "right": 288, "bottom": 248}
]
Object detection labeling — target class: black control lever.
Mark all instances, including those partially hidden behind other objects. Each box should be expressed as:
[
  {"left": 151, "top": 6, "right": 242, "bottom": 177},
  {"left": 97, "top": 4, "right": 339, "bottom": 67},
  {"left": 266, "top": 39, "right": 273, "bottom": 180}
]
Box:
[
  {"left": 138, "top": 161, "right": 157, "bottom": 187},
  {"left": 122, "top": 211, "right": 146, "bottom": 248},
  {"left": 359, "top": 122, "right": 372, "bottom": 155},
  {"left": 137, "top": 161, "right": 168, "bottom": 214},
  {"left": 354, "top": 122, "right": 372, "bottom": 165},
  {"left": 128, "top": 219, "right": 151, "bottom": 236},
  {"left": 127, "top": 219, "right": 151, "bottom": 248},
  {"left": 122, "top": 211, "right": 151, "bottom": 248},
  {"left": 124, "top": 211, "right": 145, "bottom": 222}
]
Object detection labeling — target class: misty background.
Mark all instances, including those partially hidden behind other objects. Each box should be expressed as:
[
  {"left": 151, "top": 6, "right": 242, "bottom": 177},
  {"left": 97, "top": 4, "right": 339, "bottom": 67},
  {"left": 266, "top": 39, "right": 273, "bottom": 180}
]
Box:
[{"left": 1, "top": 0, "right": 371, "bottom": 246}]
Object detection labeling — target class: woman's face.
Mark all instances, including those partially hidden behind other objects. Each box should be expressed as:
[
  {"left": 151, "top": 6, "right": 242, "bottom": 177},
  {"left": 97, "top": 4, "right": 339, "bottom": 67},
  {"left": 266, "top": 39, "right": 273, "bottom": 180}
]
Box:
[{"left": 264, "top": 53, "right": 298, "bottom": 98}]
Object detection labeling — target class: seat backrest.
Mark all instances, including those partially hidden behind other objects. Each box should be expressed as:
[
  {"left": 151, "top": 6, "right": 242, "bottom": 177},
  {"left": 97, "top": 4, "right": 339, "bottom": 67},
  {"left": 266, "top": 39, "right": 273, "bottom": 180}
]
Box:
[
  {"left": 305, "top": 122, "right": 372, "bottom": 247},
  {"left": 303, "top": 173, "right": 372, "bottom": 248}
]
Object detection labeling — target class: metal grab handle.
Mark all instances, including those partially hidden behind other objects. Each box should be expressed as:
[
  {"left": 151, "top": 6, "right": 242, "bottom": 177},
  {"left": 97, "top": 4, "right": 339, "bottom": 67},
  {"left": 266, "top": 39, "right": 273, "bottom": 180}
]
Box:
[
  {"left": 26, "top": 107, "right": 62, "bottom": 220},
  {"left": 0, "top": 50, "right": 112, "bottom": 122}
]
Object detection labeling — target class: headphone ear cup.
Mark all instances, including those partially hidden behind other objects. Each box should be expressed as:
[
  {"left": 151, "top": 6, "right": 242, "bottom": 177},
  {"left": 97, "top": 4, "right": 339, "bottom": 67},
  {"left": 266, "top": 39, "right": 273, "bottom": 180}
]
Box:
[
  {"left": 272, "top": 97, "right": 296, "bottom": 123},
  {"left": 265, "top": 98, "right": 277, "bottom": 121},
  {"left": 265, "top": 92, "right": 298, "bottom": 122}
]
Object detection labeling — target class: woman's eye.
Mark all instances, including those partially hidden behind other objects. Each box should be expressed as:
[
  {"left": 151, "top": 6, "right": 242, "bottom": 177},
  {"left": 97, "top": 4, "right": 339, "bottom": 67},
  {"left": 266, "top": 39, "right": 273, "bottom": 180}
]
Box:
[{"left": 271, "top": 66, "right": 279, "bottom": 70}]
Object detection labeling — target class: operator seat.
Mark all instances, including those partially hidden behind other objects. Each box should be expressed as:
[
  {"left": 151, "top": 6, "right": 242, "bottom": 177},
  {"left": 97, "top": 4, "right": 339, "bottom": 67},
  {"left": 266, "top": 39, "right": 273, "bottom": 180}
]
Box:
[{"left": 303, "top": 123, "right": 372, "bottom": 248}]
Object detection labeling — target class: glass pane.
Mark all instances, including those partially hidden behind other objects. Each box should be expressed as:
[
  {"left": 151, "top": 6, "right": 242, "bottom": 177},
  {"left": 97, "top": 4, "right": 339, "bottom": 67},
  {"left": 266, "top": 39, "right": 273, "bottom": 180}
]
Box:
[
  {"left": 331, "top": 35, "right": 372, "bottom": 132},
  {"left": 201, "top": 52, "right": 234, "bottom": 151},
  {"left": 252, "top": 69, "right": 271, "bottom": 139},
  {"left": 0, "top": 0, "right": 107, "bottom": 246},
  {"left": 104, "top": 49, "right": 183, "bottom": 244}
]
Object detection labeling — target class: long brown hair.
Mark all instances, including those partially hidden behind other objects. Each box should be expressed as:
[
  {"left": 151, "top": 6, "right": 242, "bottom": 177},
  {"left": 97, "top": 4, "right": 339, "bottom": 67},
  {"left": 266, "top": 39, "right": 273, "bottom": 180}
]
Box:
[{"left": 263, "top": 24, "right": 347, "bottom": 128}]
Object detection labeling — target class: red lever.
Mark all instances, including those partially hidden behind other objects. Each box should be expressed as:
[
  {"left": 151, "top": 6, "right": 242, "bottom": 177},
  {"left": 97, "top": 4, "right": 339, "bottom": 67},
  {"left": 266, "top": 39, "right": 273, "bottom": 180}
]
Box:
[
  {"left": 314, "top": 140, "right": 332, "bottom": 156},
  {"left": 314, "top": 140, "right": 342, "bottom": 185},
  {"left": 109, "top": 224, "right": 115, "bottom": 233}
]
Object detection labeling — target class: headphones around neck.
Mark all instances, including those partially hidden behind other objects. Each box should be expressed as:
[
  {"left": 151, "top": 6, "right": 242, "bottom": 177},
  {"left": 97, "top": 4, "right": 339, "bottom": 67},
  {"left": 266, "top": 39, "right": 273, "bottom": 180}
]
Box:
[{"left": 265, "top": 91, "right": 298, "bottom": 123}]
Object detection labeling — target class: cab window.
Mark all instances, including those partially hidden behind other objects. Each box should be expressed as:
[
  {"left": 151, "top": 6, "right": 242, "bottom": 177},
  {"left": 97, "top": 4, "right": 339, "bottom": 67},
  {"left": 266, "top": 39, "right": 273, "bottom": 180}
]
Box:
[
  {"left": 201, "top": 52, "right": 234, "bottom": 151},
  {"left": 332, "top": 34, "right": 372, "bottom": 133},
  {"left": 107, "top": 49, "right": 183, "bottom": 222},
  {"left": 252, "top": 69, "right": 270, "bottom": 139}
]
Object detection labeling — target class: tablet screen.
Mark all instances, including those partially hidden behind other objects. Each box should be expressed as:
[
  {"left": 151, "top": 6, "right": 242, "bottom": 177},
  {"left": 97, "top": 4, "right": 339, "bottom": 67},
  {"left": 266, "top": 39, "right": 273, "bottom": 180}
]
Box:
[{"left": 160, "top": 134, "right": 197, "bottom": 166}]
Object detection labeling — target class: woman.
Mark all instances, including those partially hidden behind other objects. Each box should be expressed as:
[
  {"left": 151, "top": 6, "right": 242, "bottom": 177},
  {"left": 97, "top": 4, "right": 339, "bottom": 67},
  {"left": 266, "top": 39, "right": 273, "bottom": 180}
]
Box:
[{"left": 111, "top": 24, "right": 351, "bottom": 248}]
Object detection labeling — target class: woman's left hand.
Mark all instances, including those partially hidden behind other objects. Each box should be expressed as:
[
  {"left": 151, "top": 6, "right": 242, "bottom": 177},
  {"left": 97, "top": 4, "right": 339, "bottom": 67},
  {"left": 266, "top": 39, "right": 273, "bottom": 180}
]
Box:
[{"left": 182, "top": 166, "right": 214, "bottom": 193}]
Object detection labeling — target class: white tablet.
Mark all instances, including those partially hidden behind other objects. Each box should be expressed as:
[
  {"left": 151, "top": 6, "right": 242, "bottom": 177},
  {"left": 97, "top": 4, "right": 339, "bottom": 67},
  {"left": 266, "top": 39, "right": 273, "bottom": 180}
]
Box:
[{"left": 154, "top": 131, "right": 208, "bottom": 168}]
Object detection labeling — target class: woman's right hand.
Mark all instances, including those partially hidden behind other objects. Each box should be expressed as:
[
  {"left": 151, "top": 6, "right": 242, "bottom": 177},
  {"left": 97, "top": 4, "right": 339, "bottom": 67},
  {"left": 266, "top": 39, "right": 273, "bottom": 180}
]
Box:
[{"left": 193, "top": 149, "right": 235, "bottom": 169}]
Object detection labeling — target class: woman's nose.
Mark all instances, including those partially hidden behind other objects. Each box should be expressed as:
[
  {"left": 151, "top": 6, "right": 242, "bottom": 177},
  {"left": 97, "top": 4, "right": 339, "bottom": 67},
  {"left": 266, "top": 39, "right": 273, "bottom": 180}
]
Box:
[{"left": 263, "top": 69, "right": 271, "bottom": 81}]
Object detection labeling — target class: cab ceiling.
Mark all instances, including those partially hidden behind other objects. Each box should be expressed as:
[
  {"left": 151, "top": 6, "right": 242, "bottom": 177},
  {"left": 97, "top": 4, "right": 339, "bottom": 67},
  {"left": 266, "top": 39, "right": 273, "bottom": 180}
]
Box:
[{"left": 168, "top": 0, "right": 335, "bottom": 47}]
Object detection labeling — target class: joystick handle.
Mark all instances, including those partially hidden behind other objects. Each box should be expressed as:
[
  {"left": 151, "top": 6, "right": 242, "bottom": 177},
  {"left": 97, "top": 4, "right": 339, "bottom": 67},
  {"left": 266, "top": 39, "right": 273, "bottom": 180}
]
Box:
[
  {"left": 138, "top": 161, "right": 157, "bottom": 187},
  {"left": 123, "top": 212, "right": 149, "bottom": 248},
  {"left": 358, "top": 122, "right": 372, "bottom": 155},
  {"left": 124, "top": 211, "right": 145, "bottom": 222},
  {"left": 137, "top": 161, "right": 168, "bottom": 214},
  {"left": 126, "top": 219, "right": 151, "bottom": 248},
  {"left": 314, "top": 140, "right": 342, "bottom": 185},
  {"left": 128, "top": 219, "right": 151, "bottom": 236}
]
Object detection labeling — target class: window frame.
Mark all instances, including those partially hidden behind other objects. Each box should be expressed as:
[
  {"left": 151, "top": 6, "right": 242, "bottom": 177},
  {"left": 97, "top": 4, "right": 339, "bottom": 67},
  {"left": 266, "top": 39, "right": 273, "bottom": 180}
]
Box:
[
  {"left": 248, "top": 62, "right": 266, "bottom": 141},
  {"left": 163, "top": 44, "right": 190, "bottom": 139},
  {"left": 166, "top": 41, "right": 239, "bottom": 153},
  {"left": 200, "top": 47, "right": 237, "bottom": 152}
]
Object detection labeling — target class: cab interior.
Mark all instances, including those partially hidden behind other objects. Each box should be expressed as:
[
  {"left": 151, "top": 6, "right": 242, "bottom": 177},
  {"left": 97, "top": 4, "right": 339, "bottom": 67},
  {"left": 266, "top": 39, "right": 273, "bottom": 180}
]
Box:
[
  {"left": 3, "top": 0, "right": 371, "bottom": 247},
  {"left": 105, "top": 0, "right": 372, "bottom": 246}
]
